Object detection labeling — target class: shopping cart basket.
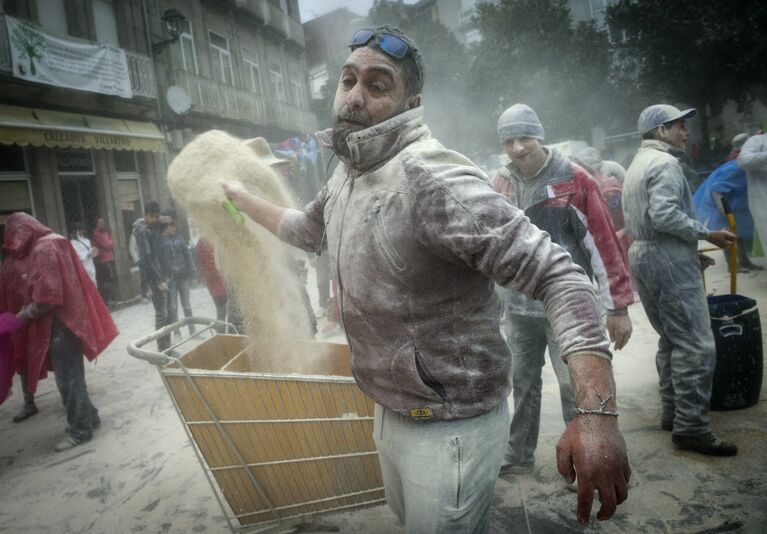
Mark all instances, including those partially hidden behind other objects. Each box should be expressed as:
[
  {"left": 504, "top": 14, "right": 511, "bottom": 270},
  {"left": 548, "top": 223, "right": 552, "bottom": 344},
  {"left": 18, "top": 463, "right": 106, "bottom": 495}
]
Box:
[{"left": 127, "top": 317, "right": 385, "bottom": 533}]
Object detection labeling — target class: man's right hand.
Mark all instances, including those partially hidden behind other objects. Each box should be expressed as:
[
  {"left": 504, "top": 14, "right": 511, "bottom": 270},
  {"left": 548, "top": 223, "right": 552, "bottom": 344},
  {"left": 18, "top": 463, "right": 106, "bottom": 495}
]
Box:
[
  {"left": 219, "top": 180, "right": 287, "bottom": 236},
  {"left": 706, "top": 230, "right": 736, "bottom": 249},
  {"left": 157, "top": 282, "right": 169, "bottom": 292},
  {"left": 698, "top": 252, "right": 715, "bottom": 271},
  {"left": 221, "top": 180, "right": 250, "bottom": 211}
]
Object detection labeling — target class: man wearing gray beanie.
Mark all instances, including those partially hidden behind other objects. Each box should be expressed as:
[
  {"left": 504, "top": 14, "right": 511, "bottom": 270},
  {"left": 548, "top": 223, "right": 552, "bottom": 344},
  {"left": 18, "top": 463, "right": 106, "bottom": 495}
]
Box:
[
  {"left": 623, "top": 104, "right": 737, "bottom": 456},
  {"left": 492, "top": 104, "right": 634, "bottom": 487}
]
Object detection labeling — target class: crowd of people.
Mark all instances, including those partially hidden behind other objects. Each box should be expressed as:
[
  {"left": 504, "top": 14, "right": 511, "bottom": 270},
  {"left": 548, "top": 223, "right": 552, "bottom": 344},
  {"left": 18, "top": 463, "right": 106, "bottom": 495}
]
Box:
[{"left": 2, "top": 23, "right": 766, "bottom": 533}]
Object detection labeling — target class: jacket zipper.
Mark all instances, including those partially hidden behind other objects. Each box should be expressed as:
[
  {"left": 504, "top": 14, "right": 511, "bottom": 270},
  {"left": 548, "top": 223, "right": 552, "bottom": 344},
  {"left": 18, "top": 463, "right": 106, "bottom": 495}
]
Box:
[
  {"left": 335, "top": 174, "right": 356, "bottom": 353},
  {"left": 415, "top": 347, "right": 451, "bottom": 409}
]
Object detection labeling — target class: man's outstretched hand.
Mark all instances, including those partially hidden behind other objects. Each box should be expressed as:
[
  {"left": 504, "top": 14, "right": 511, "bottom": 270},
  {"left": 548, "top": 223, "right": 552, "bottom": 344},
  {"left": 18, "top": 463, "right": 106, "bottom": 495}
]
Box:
[
  {"left": 221, "top": 180, "right": 250, "bottom": 210},
  {"left": 556, "top": 415, "right": 631, "bottom": 524}
]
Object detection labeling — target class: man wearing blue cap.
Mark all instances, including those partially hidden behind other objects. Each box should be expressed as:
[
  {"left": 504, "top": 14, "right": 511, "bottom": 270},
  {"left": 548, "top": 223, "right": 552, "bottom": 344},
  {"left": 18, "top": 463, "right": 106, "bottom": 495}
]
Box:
[{"left": 623, "top": 104, "right": 738, "bottom": 456}]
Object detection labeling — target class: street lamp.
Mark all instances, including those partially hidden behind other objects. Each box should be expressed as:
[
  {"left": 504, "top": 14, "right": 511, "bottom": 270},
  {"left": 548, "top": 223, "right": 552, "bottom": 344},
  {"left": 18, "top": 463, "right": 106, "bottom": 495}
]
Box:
[{"left": 152, "top": 8, "right": 187, "bottom": 54}]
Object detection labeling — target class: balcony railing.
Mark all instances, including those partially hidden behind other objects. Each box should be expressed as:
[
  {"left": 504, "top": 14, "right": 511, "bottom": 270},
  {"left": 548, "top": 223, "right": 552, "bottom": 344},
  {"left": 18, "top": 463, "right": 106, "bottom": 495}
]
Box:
[
  {"left": 233, "top": 0, "right": 266, "bottom": 22},
  {"left": 0, "top": 15, "right": 155, "bottom": 99},
  {"left": 125, "top": 51, "right": 156, "bottom": 98},
  {"left": 172, "top": 69, "right": 266, "bottom": 124},
  {"left": 172, "top": 69, "right": 317, "bottom": 134},
  {"left": 265, "top": 3, "right": 287, "bottom": 37},
  {"left": 285, "top": 16, "right": 305, "bottom": 48}
]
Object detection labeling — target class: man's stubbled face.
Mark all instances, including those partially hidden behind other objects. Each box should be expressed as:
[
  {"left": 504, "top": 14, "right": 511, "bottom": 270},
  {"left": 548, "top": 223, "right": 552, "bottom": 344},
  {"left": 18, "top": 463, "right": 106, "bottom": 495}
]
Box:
[{"left": 331, "top": 46, "right": 410, "bottom": 160}]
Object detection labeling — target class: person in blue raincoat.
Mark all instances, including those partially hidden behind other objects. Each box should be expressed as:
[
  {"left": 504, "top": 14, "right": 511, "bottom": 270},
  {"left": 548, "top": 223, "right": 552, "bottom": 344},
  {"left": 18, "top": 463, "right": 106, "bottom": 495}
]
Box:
[{"left": 693, "top": 160, "right": 764, "bottom": 272}]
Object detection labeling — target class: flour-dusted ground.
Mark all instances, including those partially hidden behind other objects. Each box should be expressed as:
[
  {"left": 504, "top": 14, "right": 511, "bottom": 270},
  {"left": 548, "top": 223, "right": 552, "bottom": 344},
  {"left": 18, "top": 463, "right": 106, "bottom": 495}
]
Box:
[{"left": 0, "top": 259, "right": 765, "bottom": 533}]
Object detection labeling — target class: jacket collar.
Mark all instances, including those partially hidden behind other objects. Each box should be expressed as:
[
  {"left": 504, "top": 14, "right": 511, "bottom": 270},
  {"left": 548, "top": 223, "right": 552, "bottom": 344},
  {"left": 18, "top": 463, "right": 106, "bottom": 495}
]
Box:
[
  {"left": 502, "top": 148, "right": 573, "bottom": 208},
  {"left": 316, "top": 107, "right": 430, "bottom": 173},
  {"left": 640, "top": 139, "right": 685, "bottom": 157},
  {"left": 505, "top": 147, "right": 554, "bottom": 182}
]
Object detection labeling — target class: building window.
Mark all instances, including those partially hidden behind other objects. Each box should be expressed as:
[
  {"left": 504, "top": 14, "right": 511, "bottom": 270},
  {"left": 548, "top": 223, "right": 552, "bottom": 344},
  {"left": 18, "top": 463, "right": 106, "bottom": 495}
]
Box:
[
  {"left": 36, "top": 0, "right": 68, "bottom": 36},
  {"left": 242, "top": 48, "right": 263, "bottom": 95},
  {"left": 0, "top": 146, "right": 33, "bottom": 235},
  {"left": 290, "top": 76, "right": 303, "bottom": 108},
  {"left": 209, "top": 31, "right": 234, "bottom": 85},
  {"left": 0, "top": 145, "right": 26, "bottom": 172},
  {"left": 93, "top": 0, "right": 119, "bottom": 46},
  {"left": 308, "top": 65, "right": 328, "bottom": 100},
  {"left": 269, "top": 63, "right": 285, "bottom": 102},
  {"left": 113, "top": 151, "right": 137, "bottom": 173},
  {"left": 177, "top": 19, "right": 198, "bottom": 74},
  {"left": 0, "top": 180, "right": 35, "bottom": 239}
]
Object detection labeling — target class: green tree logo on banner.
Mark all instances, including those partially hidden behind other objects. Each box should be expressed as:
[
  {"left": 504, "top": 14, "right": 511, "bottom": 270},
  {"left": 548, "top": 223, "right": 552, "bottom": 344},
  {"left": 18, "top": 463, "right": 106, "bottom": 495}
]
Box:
[{"left": 10, "top": 23, "right": 46, "bottom": 76}]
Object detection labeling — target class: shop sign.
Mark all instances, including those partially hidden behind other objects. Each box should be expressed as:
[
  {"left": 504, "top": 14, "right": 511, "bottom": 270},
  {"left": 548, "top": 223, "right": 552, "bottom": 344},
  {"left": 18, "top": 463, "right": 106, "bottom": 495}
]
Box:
[
  {"left": 6, "top": 16, "right": 133, "bottom": 98},
  {"left": 56, "top": 149, "right": 93, "bottom": 173}
]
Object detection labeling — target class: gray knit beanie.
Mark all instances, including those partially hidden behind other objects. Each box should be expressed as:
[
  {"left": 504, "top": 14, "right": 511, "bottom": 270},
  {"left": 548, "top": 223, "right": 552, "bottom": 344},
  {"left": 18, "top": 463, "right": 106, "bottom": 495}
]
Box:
[{"left": 497, "top": 104, "right": 545, "bottom": 142}]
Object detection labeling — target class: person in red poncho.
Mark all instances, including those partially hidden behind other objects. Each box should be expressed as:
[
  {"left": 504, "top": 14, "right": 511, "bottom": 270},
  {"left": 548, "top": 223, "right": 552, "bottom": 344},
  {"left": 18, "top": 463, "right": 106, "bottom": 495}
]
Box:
[{"left": 0, "top": 212, "right": 118, "bottom": 451}]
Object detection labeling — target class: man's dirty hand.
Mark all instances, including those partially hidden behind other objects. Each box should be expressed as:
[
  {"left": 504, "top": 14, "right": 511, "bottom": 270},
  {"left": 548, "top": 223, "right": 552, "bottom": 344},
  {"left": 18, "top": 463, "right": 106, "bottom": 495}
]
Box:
[
  {"left": 697, "top": 252, "right": 715, "bottom": 271},
  {"left": 606, "top": 314, "right": 632, "bottom": 351},
  {"left": 706, "top": 229, "right": 736, "bottom": 249},
  {"left": 556, "top": 415, "right": 630, "bottom": 525}
]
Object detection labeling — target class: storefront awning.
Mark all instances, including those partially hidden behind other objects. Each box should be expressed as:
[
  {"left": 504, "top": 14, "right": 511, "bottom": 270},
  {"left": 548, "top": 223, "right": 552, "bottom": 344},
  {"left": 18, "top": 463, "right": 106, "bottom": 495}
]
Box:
[{"left": 0, "top": 104, "right": 167, "bottom": 152}]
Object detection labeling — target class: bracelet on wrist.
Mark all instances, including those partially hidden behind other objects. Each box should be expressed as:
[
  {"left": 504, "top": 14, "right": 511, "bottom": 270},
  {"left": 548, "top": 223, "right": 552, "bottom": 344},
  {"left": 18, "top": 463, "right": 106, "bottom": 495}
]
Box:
[
  {"left": 574, "top": 407, "right": 618, "bottom": 417},
  {"left": 574, "top": 391, "right": 618, "bottom": 417}
]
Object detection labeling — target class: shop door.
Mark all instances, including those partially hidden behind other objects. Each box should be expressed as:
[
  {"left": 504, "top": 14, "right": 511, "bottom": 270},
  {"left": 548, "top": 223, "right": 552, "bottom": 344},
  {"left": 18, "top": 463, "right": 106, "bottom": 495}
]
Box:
[
  {"left": 61, "top": 176, "right": 98, "bottom": 233},
  {"left": 57, "top": 148, "right": 98, "bottom": 234}
]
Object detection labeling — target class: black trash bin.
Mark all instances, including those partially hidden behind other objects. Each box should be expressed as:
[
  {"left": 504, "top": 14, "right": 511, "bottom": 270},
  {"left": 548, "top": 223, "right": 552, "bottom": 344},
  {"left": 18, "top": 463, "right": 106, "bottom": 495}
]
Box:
[{"left": 708, "top": 294, "right": 763, "bottom": 411}]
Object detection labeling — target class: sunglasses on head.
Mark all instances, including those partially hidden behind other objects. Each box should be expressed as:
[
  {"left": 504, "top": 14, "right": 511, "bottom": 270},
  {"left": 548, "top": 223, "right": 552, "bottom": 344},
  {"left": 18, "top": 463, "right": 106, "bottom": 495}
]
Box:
[{"left": 349, "top": 29, "right": 409, "bottom": 59}]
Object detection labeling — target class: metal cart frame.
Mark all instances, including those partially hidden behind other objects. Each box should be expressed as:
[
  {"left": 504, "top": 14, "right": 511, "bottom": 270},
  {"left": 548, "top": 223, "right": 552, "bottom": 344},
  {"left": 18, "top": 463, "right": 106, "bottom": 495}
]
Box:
[{"left": 127, "top": 317, "right": 385, "bottom": 533}]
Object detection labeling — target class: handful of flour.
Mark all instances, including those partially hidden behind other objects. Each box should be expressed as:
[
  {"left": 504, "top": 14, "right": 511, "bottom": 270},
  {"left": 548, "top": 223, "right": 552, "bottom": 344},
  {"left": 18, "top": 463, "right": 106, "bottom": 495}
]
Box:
[{"left": 166, "top": 130, "right": 313, "bottom": 360}]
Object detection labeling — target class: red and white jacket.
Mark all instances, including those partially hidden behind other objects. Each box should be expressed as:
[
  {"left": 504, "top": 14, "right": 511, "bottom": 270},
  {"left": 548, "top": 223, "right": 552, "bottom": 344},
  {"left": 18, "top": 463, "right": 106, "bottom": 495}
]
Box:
[{"left": 492, "top": 148, "right": 634, "bottom": 317}]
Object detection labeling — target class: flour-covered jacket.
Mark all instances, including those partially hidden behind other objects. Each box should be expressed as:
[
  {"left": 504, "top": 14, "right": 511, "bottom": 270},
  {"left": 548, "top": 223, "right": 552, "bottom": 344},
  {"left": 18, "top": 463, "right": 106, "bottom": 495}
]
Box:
[
  {"left": 737, "top": 134, "right": 767, "bottom": 247},
  {"left": 622, "top": 139, "right": 709, "bottom": 247},
  {"left": 278, "top": 107, "right": 610, "bottom": 421},
  {"left": 491, "top": 149, "right": 633, "bottom": 318}
]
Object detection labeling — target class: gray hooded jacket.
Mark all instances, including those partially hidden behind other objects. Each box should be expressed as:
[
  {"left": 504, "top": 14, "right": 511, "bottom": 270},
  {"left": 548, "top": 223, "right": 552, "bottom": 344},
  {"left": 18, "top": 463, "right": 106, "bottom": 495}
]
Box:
[{"left": 279, "top": 107, "right": 610, "bottom": 420}]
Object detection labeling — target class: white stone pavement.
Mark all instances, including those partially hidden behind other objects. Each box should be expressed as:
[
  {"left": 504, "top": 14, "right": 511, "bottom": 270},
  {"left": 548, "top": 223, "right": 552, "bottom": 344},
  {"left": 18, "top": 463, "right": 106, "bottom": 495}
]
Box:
[{"left": 0, "top": 260, "right": 765, "bottom": 533}]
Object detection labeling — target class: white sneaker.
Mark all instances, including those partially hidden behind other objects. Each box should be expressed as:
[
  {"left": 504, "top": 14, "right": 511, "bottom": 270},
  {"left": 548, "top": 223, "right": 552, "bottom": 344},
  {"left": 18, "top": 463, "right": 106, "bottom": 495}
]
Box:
[{"left": 54, "top": 435, "right": 84, "bottom": 452}]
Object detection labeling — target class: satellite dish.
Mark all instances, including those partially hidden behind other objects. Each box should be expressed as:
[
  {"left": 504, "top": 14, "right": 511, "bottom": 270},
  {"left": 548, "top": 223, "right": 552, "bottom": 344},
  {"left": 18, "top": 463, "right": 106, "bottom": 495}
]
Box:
[{"left": 166, "top": 86, "right": 192, "bottom": 115}]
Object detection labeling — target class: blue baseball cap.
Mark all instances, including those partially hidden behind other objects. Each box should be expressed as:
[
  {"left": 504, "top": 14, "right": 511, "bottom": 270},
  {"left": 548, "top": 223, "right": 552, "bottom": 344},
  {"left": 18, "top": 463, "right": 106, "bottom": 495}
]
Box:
[{"left": 637, "top": 104, "right": 696, "bottom": 135}]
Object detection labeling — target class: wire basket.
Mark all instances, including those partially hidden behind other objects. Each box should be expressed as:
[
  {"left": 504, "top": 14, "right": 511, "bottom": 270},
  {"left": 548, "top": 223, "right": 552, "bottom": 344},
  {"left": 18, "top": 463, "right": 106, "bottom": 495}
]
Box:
[{"left": 128, "top": 318, "right": 385, "bottom": 532}]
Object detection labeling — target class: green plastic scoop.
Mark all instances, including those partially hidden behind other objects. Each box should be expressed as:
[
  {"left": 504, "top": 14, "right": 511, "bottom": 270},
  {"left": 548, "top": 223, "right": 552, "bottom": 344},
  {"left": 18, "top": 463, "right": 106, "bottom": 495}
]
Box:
[{"left": 223, "top": 197, "right": 245, "bottom": 224}]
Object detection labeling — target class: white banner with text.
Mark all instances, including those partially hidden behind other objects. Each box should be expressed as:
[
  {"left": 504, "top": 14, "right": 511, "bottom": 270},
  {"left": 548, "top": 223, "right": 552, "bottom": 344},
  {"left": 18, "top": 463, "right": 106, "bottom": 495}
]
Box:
[{"left": 6, "top": 16, "right": 132, "bottom": 98}]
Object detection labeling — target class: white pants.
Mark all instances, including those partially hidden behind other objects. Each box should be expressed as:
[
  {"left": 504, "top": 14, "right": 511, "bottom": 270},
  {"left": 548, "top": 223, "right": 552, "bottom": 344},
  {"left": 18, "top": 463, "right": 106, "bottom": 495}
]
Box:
[{"left": 373, "top": 401, "right": 510, "bottom": 534}]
